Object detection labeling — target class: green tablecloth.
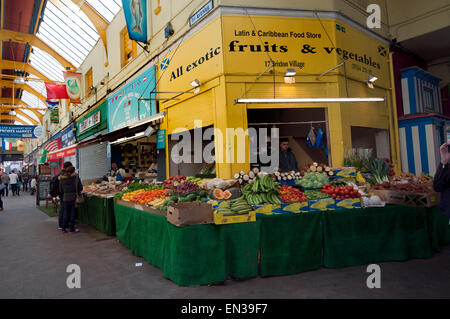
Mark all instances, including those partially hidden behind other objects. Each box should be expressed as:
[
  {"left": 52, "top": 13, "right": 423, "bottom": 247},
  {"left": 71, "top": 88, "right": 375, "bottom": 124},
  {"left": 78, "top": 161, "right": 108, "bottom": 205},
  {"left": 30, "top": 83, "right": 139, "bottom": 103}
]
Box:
[
  {"left": 114, "top": 203, "right": 450, "bottom": 286},
  {"left": 322, "top": 205, "right": 448, "bottom": 268},
  {"left": 258, "top": 212, "right": 323, "bottom": 276},
  {"left": 77, "top": 195, "right": 116, "bottom": 236},
  {"left": 114, "top": 203, "right": 260, "bottom": 286}
]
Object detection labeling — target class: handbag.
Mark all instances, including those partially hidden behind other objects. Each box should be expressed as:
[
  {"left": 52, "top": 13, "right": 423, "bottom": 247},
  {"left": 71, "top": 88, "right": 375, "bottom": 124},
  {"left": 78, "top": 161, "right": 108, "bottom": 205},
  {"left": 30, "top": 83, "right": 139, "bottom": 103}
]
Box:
[{"left": 75, "top": 177, "right": 84, "bottom": 207}]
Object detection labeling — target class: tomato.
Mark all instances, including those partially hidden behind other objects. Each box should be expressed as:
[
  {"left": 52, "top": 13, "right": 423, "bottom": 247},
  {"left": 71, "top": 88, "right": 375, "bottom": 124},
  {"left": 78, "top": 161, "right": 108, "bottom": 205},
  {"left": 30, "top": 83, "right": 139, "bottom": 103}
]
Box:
[{"left": 332, "top": 194, "right": 337, "bottom": 199}]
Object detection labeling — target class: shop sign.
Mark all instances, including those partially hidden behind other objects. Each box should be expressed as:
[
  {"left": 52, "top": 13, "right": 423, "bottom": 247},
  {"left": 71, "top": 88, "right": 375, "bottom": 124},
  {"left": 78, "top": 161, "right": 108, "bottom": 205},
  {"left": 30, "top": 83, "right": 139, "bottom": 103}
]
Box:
[
  {"left": 48, "top": 146, "right": 77, "bottom": 161},
  {"left": 0, "top": 125, "right": 43, "bottom": 139},
  {"left": 108, "top": 65, "right": 157, "bottom": 132},
  {"left": 158, "top": 18, "right": 223, "bottom": 101},
  {"left": 79, "top": 111, "right": 100, "bottom": 134},
  {"left": 156, "top": 129, "right": 165, "bottom": 149},
  {"left": 222, "top": 16, "right": 390, "bottom": 88},
  {"left": 61, "top": 124, "right": 75, "bottom": 148},
  {"left": 189, "top": 0, "right": 214, "bottom": 27}
]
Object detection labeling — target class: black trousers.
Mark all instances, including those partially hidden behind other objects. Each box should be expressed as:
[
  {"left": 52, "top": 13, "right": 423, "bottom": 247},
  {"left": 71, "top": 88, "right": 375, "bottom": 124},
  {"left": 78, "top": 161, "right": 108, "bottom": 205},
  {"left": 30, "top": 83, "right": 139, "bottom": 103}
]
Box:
[{"left": 11, "top": 184, "right": 17, "bottom": 195}]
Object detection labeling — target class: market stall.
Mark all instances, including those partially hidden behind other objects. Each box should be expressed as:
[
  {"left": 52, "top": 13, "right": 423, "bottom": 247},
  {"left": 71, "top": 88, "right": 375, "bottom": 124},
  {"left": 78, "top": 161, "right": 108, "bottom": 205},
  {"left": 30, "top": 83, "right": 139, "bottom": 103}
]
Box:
[
  {"left": 78, "top": 180, "right": 131, "bottom": 236},
  {"left": 110, "top": 160, "right": 449, "bottom": 286}
]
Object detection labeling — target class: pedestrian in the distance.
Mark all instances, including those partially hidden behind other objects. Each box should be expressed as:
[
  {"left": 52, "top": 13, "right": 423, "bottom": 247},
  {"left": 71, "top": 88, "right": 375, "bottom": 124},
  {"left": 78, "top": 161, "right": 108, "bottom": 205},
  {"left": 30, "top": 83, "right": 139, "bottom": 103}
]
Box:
[
  {"left": 59, "top": 166, "right": 83, "bottom": 234},
  {"left": 433, "top": 142, "right": 450, "bottom": 221},
  {"left": 0, "top": 181, "right": 5, "bottom": 211},
  {"left": 23, "top": 173, "right": 29, "bottom": 192},
  {"left": 30, "top": 176, "right": 37, "bottom": 196},
  {"left": 9, "top": 170, "right": 18, "bottom": 196},
  {"left": 1, "top": 172, "right": 10, "bottom": 197}
]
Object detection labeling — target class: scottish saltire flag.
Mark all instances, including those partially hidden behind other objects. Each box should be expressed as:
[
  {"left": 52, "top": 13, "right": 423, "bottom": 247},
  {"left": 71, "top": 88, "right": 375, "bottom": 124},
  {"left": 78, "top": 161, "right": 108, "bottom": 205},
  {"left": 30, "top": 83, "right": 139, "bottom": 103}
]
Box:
[{"left": 46, "top": 99, "right": 60, "bottom": 110}]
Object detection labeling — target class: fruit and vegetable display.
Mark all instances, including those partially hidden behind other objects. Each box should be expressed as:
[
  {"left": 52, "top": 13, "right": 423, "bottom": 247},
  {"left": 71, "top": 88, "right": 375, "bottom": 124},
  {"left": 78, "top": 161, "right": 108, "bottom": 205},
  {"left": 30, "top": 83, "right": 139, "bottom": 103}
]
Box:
[
  {"left": 82, "top": 180, "right": 131, "bottom": 196},
  {"left": 202, "top": 178, "right": 237, "bottom": 190},
  {"left": 304, "top": 190, "right": 330, "bottom": 200},
  {"left": 172, "top": 181, "right": 199, "bottom": 195},
  {"left": 278, "top": 185, "right": 306, "bottom": 203},
  {"left": 215, "top": 197, "right": 253, "bottom": 216},
  {"left": 241, "top": 174, "right": 281, "bottom": 205},
  {"left": 114, "top": 183, "right": 165, "bottom": 201},
  {"left": 368, "top": 159, "right": 390, "bottom": 184},
  {"left": 152, "top": 190, "right": 209, "bottom": 211},
  {"left": 321, "top": 184, "right": 361, "bottom": 199},
  {"left": 300, "top": 163, "right": 334, "bottom": 177},
  {"left": 163, "top": 175, "right": 186, "bottom": 188},
  {"left": 274, "top": 170, "right": 302, "bottom": 182},
  {"left": 296, "top": 172, "right": 329, "bottom": 189},
  {"left": 121, "top": 189, "right": 167, "bottom": 204},
  {"left": 234, "top": 167, "right": 264, "bottom": 186},
  {"left": 209, "top": 188, "right": 241, "bottom": 200}
]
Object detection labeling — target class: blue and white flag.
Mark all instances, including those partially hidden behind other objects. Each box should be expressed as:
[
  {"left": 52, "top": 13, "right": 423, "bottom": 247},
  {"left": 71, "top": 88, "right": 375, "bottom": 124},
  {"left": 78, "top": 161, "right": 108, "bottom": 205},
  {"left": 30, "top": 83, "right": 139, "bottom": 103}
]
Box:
[{"left": 46, "top": 99, "right": 59, "bottom": 110}]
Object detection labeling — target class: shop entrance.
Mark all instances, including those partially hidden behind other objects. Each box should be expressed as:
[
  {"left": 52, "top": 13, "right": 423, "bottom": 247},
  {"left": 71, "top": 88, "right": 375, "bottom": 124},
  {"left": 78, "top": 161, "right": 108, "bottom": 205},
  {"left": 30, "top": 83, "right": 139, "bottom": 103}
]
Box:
[{"left": 247, "top": 108, "right": 330, "bottom": 171}]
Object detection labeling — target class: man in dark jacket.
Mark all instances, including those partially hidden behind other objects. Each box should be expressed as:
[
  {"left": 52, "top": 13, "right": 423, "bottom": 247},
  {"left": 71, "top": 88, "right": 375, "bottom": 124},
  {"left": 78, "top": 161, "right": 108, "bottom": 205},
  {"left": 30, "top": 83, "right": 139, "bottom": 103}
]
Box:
[
  {"left": 59, "top": 166, "right": 83, "bottom": 234},
  {"left": 433, "top": 142, "right": 450, "bottom": 220},
  {"left": 279, "top": 138, "right": 299, "bottom": 172}
]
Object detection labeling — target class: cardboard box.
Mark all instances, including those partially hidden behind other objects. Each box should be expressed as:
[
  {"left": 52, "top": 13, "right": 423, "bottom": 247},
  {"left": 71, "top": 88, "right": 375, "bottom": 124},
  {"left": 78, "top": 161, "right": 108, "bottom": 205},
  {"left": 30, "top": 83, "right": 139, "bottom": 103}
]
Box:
[
  {"left": 335, "top": 198, "right": 362, "bottom": 210},
  {"left": 214, "top": 210, "right": 256, "bottom": 225},
  {"left": 281, "top": 201, "right": 310, "bottom": 213},
  {"left": 116, "top": 199, "right": 167, "bottom": 217},
  {"left": 370, "top": 189, "right": 406, "bottom": 205},
  {"left": 404, "top": 192, "right": 440, "bottom": 207},
  {"left": 309, "top": 198, "right": 335, "bottom": 211},
  {"left": 370, "top": 189, "right": 440, "bottom": 207},
  {"left": 167, "top": 202, "right": 214, "bottom": 227}
]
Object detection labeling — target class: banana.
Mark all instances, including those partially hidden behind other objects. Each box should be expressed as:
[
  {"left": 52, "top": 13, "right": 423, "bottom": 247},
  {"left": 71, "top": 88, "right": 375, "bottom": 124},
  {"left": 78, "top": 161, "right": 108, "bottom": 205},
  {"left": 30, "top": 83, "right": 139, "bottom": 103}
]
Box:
[{"left": 252, "top": 179, "right": 259, "bottom": 192}]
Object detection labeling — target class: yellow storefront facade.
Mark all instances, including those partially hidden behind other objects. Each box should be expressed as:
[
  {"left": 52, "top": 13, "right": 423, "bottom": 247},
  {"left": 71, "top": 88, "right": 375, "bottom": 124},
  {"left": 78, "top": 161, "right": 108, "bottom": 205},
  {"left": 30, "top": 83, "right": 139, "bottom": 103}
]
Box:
[{"left": 157, "top": 12, "right": 400, "bottom": 179}]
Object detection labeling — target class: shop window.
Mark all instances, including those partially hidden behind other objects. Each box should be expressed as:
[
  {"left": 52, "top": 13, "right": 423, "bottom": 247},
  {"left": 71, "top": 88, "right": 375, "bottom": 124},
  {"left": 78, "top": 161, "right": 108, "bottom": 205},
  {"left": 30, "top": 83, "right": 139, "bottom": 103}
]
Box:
[
  {"left": 121, "top": 28, "right": 137, "bottom": 67},
  {"left": 85, "top": 68, "right": 93, "bottom": 97}
]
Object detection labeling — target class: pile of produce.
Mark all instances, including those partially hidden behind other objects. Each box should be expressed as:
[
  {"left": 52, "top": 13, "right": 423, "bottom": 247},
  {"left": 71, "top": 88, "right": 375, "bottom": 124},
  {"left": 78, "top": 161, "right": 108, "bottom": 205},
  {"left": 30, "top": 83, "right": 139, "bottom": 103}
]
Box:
[
  {"left": 215, "top": 197, "right": 253, "bottom": 216},
  {"left": 300, "top": 163, "right": 334, "bottom": 177},
  {"left": 372, "top": 182, "right": 433, "bottom": 194},
  {"left": 114, "top": 183, "right": 165, "bottom": 201},
  {"left": 122, "top": 189, "right": 167, "bottom": 204},
  {"left": 296, "top": 172, "right": 329, "bottom": 189},
  {"left": 209, "top": 188, "right": 241, "bottom": 200},
  {"left": 185, "top": 176, "right": 208, "bottom": 188},
  {"left": 369, "top": 159, "right": 390, "bottom": 184},
  {"left": 172, "top": 181, "right": 199, "bottom": 195},
  {"left": 417, "top": 173, "right": 433, "bottom": 184},
  {"left": 163, "top": 175, "right": 186, "bottom": 188},
  {"left": 151, "top": 190, "right": 209, "bottom": 211},
  {"left": 304, "top": 190, "right": 330, "bottom": 200},
  {"left": 202, "top": 178, "right": 237, "bottom": 190},
  {"left": 278, "top": 185, "right": 306, "bottom": 203},
  {"left": 382, "top": 158, "right": 395, "bottom": 177},
  {"left": 241, "top": 174, "right": 281, "bottom": 205},
  {"left": 321, "top": 184, "right": 361, "bottom": 199},
  {"left": 274, "top": 170, "right": 301, "bottom": 181},
  {"left": 234, "top": 168, "right": 264, "bottom": 186},
  {"left": 82, "top": 180, "right": 130, "bottom": 196}
]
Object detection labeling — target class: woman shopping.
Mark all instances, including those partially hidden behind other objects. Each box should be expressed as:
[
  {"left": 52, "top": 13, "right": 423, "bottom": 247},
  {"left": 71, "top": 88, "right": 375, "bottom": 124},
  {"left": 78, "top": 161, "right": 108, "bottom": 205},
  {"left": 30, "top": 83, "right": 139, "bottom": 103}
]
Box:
[{"left": 58, "top": 166, "right": 83, "bottom": 234}]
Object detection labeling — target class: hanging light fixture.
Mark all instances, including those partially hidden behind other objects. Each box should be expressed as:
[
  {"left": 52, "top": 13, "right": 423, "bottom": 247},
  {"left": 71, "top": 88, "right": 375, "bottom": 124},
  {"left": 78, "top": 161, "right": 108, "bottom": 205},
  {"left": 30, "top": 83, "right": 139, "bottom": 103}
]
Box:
[
  {"left": 284, "top": 68, "right": 296, "bottom": 84},
  {"left": 366, "top": 75, "right": 378, "bottom": 89}
]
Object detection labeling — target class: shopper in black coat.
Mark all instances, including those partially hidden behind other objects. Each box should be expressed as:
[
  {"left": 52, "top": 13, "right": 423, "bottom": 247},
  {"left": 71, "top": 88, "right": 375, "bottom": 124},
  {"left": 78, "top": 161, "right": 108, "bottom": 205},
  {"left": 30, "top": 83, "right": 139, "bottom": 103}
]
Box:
[
  {"left": 433, "top": 142, "right": 450, "bottom": 219},
  {"left": 59, "top": 166, "right": 83, "bottom": 234}
]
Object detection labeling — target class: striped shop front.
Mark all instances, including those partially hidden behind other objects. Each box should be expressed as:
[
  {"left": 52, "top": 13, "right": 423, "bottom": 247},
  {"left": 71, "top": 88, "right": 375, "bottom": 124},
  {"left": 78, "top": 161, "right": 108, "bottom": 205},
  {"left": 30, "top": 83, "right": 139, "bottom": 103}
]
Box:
[
  {"left": 401, "top": 67, "right": 442, "bottom": 115},
  {"left": 398, "top": 114, "right": 449, "bottom": 176}
]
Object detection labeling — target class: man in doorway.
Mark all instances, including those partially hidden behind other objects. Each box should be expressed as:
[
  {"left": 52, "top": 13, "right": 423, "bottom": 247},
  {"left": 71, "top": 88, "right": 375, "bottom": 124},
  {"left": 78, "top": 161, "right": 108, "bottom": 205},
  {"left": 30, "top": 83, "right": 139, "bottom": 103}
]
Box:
[
  {"left": 108, "top": 163, "right": 126, "bottom": 182},
  {"left": 1, "top": 173, "right": 9, "bottom": 197},
  {"left": 279, "top": 138, "right": 298, "bottom": 173},
  {"left": 433, "top": 142, "right": 450, "bottom": 220}
]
